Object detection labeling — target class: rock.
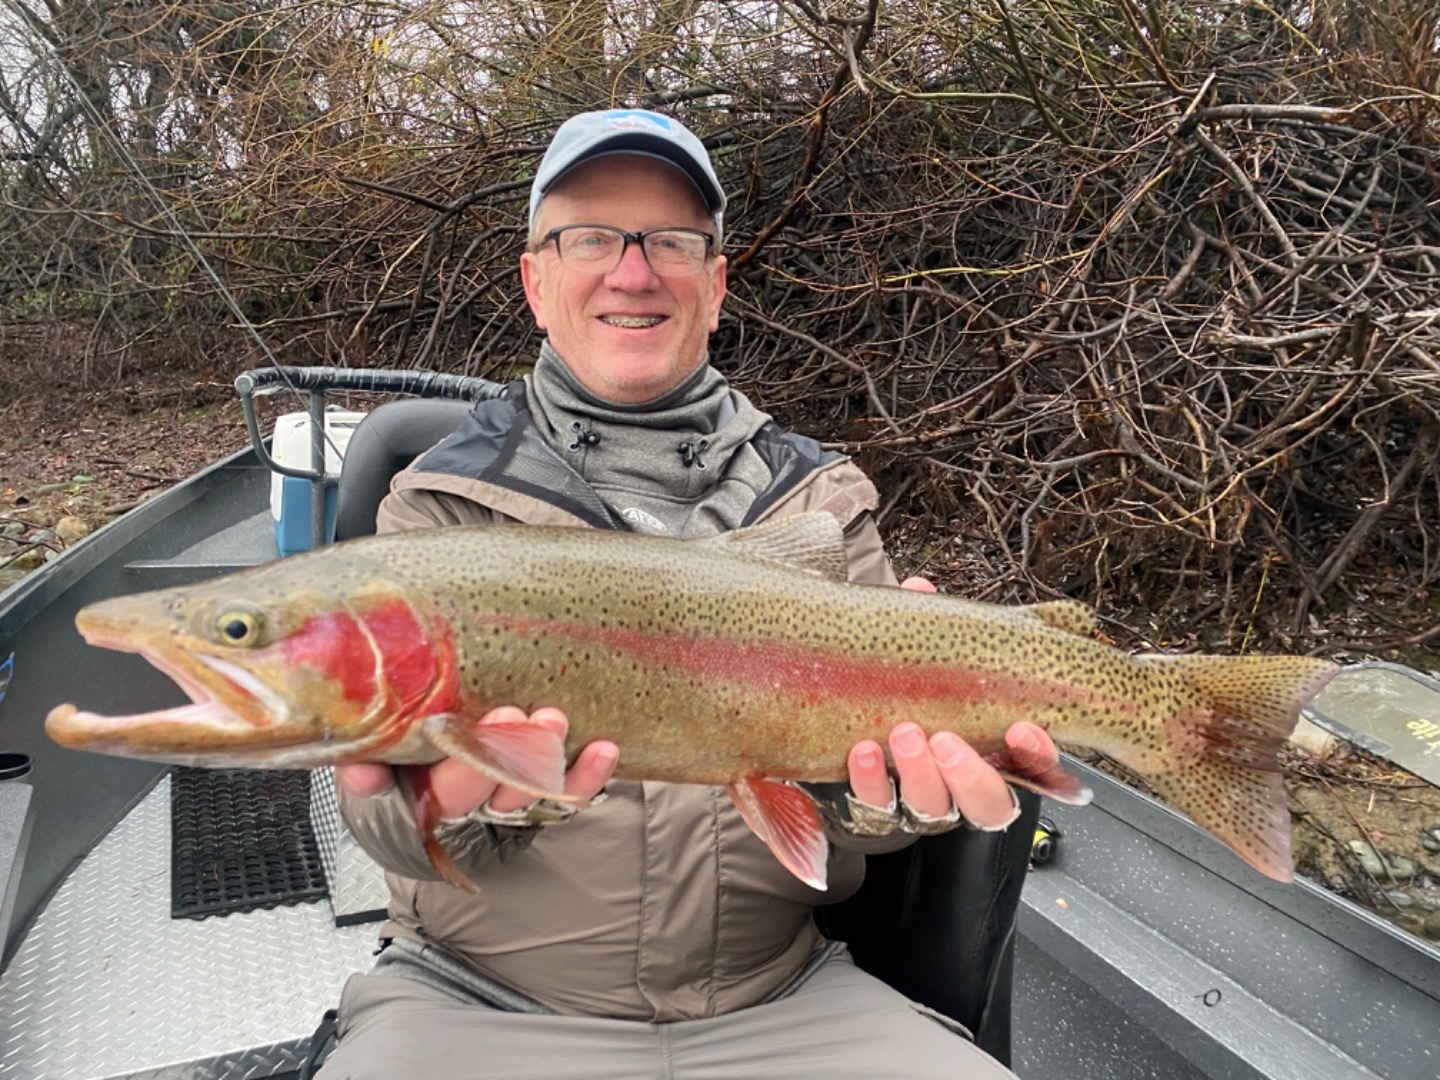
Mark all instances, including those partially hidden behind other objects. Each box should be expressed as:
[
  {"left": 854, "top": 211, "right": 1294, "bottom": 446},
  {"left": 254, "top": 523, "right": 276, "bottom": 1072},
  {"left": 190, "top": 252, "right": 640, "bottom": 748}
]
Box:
[
  {"left": 1423, "top": 827, "right": 1440, "bottom": 855},
  {"left": 0, "top": 521, "right": 23, "bottom": 539},
  {"left": 1425, "top": 910, "right": 1440, "bottom": 942},
  {"left": 1388, "top": 855, "right": 1418, "bottom": 884},
  {"left": 1347, "top": 840, "right": 1416, "bottom": 884},
  {"left": 54, "top": 516, "right": 91, "bottom": 545},
  {"left": 1348, "top": 840, "right": 1387, "bottom": 877},
  {"left": 1384, "top": 890, "right": 1415, "bottom": 908},
  {"left": 13, "top": 548, "right": 45, "bottom": 570},
  {"left": 1288, "top": 716, "right": 1339, "bottom": 760}
]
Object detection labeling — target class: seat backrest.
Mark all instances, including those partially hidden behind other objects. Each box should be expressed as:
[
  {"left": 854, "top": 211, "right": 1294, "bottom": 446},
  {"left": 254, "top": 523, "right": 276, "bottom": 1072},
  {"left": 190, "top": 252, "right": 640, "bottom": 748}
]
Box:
[{"left": 334, "top": 399, "right": 475, "bottom": 541}]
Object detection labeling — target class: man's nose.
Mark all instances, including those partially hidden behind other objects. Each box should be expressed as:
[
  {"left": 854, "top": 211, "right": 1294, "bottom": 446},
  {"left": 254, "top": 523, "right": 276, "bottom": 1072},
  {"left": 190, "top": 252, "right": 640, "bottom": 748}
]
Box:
[{"left": 606, "top": 238, "right": 660, "bottom": 286}]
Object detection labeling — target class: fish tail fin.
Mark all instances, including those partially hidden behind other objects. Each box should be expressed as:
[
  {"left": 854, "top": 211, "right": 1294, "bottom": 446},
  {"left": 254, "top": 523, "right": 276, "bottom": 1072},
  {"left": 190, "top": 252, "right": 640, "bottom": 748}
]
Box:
[
  {"left": 1138, "top": 655, "right": 1337, "bottom": 881},
  {"left": 396, "top": 764, "right": 479, "bottom": 893}
]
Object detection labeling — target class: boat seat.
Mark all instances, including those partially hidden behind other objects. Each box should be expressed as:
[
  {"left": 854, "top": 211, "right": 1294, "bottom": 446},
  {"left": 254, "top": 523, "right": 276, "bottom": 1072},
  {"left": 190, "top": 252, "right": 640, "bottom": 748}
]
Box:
[
  {"left": 334, "top": 398, "right": 476, "bottom": 542},
  {"left": 323, "top": 397, "right": 1041, "bottom": 1068}
]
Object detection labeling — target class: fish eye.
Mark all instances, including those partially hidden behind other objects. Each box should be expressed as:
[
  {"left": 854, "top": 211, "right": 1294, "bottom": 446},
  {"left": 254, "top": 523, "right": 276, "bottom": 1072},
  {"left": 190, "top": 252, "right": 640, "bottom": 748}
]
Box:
[{"left": 215, "top": 607, "right": 264, "bottom": 647}]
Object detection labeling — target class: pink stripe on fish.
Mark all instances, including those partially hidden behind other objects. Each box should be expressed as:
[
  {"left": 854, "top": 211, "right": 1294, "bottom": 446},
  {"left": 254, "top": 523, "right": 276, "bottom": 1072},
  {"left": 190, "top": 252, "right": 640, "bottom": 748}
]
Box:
[{"left": 482, "top": 613, "right": 1122, "bottom": 713}]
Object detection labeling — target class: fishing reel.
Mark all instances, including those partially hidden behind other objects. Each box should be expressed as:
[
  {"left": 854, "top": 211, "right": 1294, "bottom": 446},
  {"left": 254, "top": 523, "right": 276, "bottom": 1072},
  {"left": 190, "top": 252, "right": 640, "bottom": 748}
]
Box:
[{"left": 1030, "top": 817, "right": 1061, "bottom": 867}]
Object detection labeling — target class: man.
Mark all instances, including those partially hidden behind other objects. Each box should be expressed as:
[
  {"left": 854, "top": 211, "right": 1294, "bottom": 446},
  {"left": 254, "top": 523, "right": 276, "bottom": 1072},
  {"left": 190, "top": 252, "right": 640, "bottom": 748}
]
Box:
[{"left": 318, "top": 109, "right": 1058, "bottom": 1080}]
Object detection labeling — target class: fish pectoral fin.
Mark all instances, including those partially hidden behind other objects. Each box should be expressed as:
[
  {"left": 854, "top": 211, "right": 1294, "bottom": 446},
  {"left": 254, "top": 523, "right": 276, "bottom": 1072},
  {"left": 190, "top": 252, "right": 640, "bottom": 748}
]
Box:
[
  {"left": 395, "top": 765, "right": 479, "bottom": 893},
  {"left": 986, "top": 743, "right": 1094, "bottom": 806},
  {"left": 727, "top": 776, "right": 830, "bottom": 891},
  {"left": 703, "top": 512, "right": 849, "bottom": 582},
  {"left": 420, "top": 714, "right": 575, "bottom": 803},
  {"left": 1018, "top": 600, "right": 1097, "bottom": 637}
]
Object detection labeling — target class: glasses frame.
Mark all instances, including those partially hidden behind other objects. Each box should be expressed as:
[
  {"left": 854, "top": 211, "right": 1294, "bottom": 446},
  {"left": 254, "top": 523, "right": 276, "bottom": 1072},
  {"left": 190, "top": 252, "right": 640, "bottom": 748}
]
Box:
[{"left": 538, "top": 224, "right": 716, "bottom": 276}]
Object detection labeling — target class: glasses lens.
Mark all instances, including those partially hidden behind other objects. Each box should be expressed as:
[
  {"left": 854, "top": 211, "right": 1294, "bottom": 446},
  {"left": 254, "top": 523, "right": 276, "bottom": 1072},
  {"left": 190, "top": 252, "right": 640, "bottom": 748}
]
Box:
[
  {"left": 555, "top": 227, "right": 625, "bottom": 266},
  {"left": 642, "top": 231, "right": 709, "bottom": 274}
]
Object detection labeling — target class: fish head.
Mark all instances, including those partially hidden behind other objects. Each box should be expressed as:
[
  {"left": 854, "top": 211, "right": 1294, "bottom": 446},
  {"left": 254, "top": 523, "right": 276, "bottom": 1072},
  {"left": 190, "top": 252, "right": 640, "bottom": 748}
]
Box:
[{"left": 46, "top": 565, "right": 455, "bottom": 768}]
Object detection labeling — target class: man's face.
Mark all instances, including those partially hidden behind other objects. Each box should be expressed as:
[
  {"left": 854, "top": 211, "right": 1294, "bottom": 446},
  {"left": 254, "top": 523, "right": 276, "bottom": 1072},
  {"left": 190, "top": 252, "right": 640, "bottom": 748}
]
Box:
[{"left": 520, "top": 155, "right": 727, "bottom": 405}]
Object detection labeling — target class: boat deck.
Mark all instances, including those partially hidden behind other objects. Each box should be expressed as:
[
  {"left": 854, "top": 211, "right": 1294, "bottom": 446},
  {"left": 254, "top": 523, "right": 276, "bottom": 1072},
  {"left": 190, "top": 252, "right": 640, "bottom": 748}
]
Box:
[{"left": 0, "top": 776, "right": 376, "bottom": 1079}]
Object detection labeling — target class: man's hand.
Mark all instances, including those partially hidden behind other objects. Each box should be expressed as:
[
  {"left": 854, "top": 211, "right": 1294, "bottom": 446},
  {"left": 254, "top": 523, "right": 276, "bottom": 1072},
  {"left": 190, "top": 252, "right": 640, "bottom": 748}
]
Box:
[
  {"left": 845, "top": 574, "right": 1059, "bottom": 830},
  {"left": 335, "top": 706, "right": 619, "bottom": 819}
]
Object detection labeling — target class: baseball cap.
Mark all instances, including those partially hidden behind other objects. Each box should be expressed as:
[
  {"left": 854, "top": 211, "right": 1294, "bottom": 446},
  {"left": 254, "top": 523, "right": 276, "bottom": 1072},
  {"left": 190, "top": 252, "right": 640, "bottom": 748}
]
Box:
[{"left": 528, "top": 110, "right": 726, "bottom": 233}]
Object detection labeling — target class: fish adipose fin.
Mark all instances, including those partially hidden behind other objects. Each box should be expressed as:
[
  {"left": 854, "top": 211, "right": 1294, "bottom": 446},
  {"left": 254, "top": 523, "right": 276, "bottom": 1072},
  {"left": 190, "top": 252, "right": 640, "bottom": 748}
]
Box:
[
  {"left": 1140, "top": 655, "right": 1338, "bottom": 882},
  {"left": 396, "top": 764, "right": 478, "bottom": 893},
  {"left": 727, "top": 776, "right": 830, "bottom": 890},
  {"left": 704, "top": 513, "right": 849, "bottom": 582},
  {"left": 420, "top": 714, "right": 574, "bottom": 802}
]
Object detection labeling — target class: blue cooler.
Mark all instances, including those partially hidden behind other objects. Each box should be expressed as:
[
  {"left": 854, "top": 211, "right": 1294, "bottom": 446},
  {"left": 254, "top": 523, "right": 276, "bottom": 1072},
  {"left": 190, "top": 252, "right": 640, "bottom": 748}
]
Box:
[{"left": 269, "top": 411, "right": 364, "bottom": 556}]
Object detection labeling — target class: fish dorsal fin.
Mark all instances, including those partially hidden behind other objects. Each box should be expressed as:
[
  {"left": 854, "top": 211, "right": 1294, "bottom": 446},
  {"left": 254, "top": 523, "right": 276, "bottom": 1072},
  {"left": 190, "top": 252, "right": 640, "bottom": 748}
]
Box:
[
  {"left": 1019, "top": 599, "right": 1097, "bottom": 637},
  {"left": 702, "top": 512, "right": 849, "bottom": 582}
]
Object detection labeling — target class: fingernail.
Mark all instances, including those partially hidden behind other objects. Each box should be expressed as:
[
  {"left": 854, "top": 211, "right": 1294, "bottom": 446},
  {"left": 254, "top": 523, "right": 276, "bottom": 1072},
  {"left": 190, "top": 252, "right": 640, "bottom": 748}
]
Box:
[
  {"left": 854, "top": 747, "right": 880, "bottom": 770},
  {"left": 930, "top": 731, "right": 966, "bottom": 768},
  {"left": 1011, "top": 726, "right": 1041, "bottom": 754},
  {"left": 594, "top": 746, "right": 619, "bottom": 768},
  {"left": 893, "top": 725, "right": 926, "bottom": 754}
]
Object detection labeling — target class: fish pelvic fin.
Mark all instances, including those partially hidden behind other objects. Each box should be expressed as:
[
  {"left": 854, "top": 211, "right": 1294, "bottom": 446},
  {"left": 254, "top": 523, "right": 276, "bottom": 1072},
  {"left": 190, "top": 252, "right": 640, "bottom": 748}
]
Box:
[
  {"left": 727, "top": 776, "right": 830, "bottom": 891},
  {"left": 1139, "top": 654, "right": 1339, "bottom": 882},
  {"left": 396, "top": 765, "right": 478, "bottom": 893},
  {"left": 703, "top": 512, "right": 849, "bottom": 582},
  {"left": 986, "top": 743, "right": 1094, "bottom": 806},
  {"left": 420, "top": 713, "right": 574, "bottom": 803}
]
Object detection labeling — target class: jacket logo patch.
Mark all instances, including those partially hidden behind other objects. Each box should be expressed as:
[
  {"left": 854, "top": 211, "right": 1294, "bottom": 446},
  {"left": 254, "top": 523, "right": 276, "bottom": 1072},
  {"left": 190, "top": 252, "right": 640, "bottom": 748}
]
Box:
[{"left": 620, "top": 507, "right": 669, "bottom": 533}]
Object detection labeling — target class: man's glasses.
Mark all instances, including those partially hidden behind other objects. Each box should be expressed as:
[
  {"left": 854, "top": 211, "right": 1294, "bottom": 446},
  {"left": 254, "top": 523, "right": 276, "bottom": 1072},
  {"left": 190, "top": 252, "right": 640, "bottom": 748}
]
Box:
[{"left": 539, "top": 225, "right": 715, "bottom": 277}]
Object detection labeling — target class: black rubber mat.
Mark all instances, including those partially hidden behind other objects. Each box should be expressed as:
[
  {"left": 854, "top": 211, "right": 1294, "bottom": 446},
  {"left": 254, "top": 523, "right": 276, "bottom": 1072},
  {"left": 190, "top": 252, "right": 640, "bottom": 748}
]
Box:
[{"left": 171, "top": 767, "right": 330, "bottom": 919}]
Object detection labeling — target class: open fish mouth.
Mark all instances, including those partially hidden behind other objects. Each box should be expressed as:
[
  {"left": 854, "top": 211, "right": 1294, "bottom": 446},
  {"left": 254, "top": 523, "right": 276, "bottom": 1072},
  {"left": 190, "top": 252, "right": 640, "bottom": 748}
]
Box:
[{"left": 47, "top": 628, "right": 291, "bottom": 750}]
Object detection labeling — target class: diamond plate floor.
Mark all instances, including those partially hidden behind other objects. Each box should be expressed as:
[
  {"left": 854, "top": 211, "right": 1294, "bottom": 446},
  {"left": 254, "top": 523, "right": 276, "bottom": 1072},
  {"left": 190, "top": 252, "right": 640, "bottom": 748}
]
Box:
[{"left": 0, "top": 777, "right": 380, "bottom": 1079}]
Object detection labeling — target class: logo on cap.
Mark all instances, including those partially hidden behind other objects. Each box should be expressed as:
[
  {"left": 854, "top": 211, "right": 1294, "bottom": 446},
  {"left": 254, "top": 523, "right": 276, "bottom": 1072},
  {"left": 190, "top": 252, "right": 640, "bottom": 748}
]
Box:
[{"left": 599, "top": 110, "right": 674, "bottom": 134}]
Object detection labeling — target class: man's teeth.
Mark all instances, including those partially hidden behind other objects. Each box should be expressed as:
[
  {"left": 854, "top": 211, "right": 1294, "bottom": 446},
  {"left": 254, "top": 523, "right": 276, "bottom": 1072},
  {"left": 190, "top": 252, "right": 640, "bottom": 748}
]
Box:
[{"left": 601, "top": 316, "right": 663, "bottom": 328}]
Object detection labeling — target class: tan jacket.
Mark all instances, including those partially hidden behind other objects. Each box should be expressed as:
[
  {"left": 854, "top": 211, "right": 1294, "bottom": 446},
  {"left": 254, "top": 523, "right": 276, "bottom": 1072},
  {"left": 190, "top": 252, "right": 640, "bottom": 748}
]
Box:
[{"left": 340, "top": 410, "right": 908, "bottom": 1022}]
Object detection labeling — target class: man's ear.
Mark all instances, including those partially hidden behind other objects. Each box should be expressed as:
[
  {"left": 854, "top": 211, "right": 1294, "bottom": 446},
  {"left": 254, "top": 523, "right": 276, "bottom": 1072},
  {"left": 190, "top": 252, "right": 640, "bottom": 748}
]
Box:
[{"left": 520, "top": 251, "right": 548, "bottom": 329}]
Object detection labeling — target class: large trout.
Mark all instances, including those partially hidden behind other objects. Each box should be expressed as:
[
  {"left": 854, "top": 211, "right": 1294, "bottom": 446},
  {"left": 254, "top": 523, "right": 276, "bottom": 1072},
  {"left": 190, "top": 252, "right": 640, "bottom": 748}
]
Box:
[{"left": 47, "top": 513, "right": 1336, "bottom": 890}]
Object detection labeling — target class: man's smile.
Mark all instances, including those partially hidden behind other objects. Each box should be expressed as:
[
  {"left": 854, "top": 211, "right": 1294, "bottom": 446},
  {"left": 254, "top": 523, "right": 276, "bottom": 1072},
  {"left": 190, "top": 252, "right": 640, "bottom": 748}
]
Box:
[{"left": 599, "top": 315, "right": 665, "bottom": 329}]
